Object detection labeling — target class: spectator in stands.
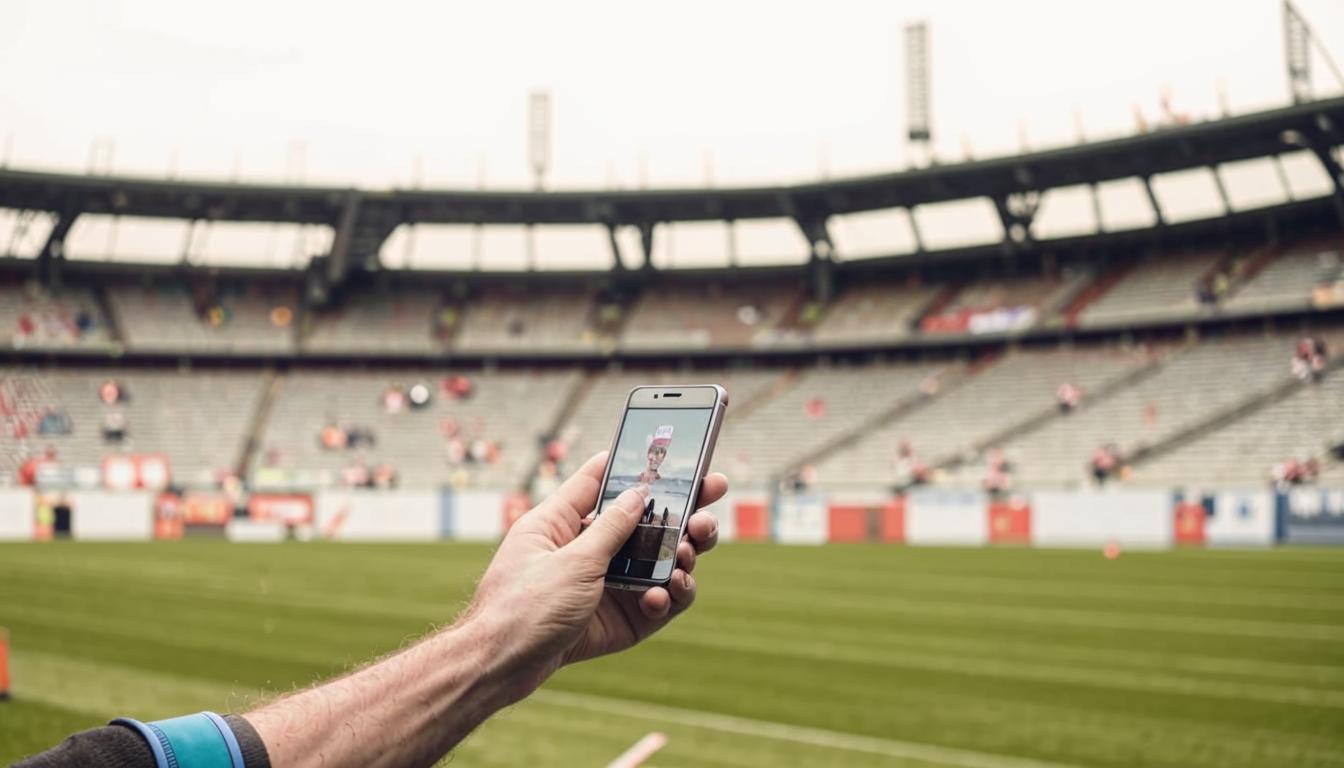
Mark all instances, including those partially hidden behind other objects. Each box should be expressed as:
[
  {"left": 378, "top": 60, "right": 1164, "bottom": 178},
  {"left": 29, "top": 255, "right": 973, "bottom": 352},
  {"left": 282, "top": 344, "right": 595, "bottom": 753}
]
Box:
[
  {"left": 17, "top": 446, "right": 58, "bottom": 487},
  {"left": 101, "top": 411, "right": 128, "bottom": 444},
  {"left": 442, "top": 374, "right": 473, "bottom": 400},
  {"left": 346, "top": 426, "right": 377, "bottom": 450},
  {"left": 1292, "top": 337, "right": 1327, "bottom": 383},
  {"left": 1090, "top": 443, "right": 1120, "bottom": 485},
  {"left": 382, "top": 384, "right": 408, "bottom": 414},
  {"left": 99, "top": 379, "right": 128, "bottom": 404},
  {"left": 340, "top": 458, "right": 372, "bottom": 488},
  {"left": 446, "top": 436, "right": 468, "bottom": 465},
  {"left": 319, "top": 422, "right": 347, "bottom": 451},
  {"left": 408, "top": 381, "right": 433, "bottom": 409},
  {"left": 982, "top": 448, "right": 1014, "bottom": 495},
  {"left": 372, "top": 463, "right": 399, "bottom": 490},
  {"left": 1272, "top": 454, "right": 1320, "bottom": 489},
  {"left": 892, "top": 440, "right": 928, "bottom": 492},
  {"left": 37, "top": 407, "right": 72, "bottom": 436},
  {"left": 531, "top": 459, "right": 562, "bottom": 499},
  {"left": 1056, "top": 381, "right": 1081, "bottom": 413}
]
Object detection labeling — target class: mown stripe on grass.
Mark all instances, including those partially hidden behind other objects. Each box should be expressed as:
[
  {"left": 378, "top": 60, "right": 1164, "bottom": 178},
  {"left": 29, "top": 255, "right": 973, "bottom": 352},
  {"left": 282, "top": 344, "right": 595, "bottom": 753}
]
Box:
[
  {"left": 533, "top": 688, "right": 1080, "bottom": 768},
  {"left": 11, "top": 650, "right": 269, "bottom": 720},
  {"left": 655, "top": 629, "right": 1344, "bottom": 708}
]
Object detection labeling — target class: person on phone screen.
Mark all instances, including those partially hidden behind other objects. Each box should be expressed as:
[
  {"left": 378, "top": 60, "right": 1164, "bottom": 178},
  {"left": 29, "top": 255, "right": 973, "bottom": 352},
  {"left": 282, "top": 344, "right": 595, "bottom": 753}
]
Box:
[{"left": 638, "top": 426, "right": 672, "bottom": 522}]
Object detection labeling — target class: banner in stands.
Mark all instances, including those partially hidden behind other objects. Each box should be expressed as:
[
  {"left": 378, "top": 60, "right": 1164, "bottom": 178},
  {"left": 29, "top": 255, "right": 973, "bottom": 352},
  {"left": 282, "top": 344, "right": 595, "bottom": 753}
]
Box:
[
  {"left": 67, "top": 490, "right": 154, "bottom": 540},
  {"left": 1172, "top": 496, "right": 1207, "bottom": 546},
  {"left": 825, "top": 493, "right": 904, "bottom": 543},
  {"left": 988, "top": 498, "right": 1031, "bottom": 544},
  {"left": 447, "top": 490, "right": 507, "bottom": 541},
  {"left": 906, "top": 489, "right": 988, "bottom": 545},
  {"left": 774, "top": 493, "right": 827, "bottom": 545},
  {"left": 1032, "top": 489, "right": 1171, "bottom": 547},
  {"left": 1207, "top": 490, "right": 1277, "bottom": 546},
  {"left": 0, "top": 489, "right": 35, "bottom": 540},
  {"left": 248, "top": 494, "right": 314, "bottom": 525},
  {"left": 315, "top": 490, "right": 440, "bottom": 541},
  {"left": 1280, "top": 487, "right": 1344, "bottom": 544},
  {"left": 102, "top": 455, "right": 170, "bottom": 491},
  {"left": 734, "top": 499, "right": 770, "bottom": 541}
]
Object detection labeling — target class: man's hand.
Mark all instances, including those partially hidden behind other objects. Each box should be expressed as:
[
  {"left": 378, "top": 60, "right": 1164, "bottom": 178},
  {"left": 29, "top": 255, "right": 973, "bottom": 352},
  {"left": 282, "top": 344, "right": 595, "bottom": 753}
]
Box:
[
  {"left": 245, "top": 451, "right": 725, "bottom": 768},
  {"left": 470, "top": 450, "right": 726, "bottom": 701}
]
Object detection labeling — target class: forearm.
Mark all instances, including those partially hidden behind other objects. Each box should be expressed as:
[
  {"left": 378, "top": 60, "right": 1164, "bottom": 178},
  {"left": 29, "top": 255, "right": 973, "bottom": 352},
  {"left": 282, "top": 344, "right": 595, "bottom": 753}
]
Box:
[{"left": 246, "top": 613, "right": 526, "bottom": 768}]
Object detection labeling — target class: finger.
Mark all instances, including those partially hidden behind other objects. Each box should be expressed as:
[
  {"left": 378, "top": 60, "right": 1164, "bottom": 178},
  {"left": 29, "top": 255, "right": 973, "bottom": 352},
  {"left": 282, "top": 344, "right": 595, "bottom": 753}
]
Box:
[
  {"left": 564, "top": 484, "right": 649, "bottom": 565},
  {"left": 667, "top": 568, "right": 697, "bottom": 613},
  {"left": 638, "top": 586, "right": 671, "bottom": 620},
  {"left": 676, "top": 539, "right": 697, "bottom": 574},
  {"left": 531, "top": 451, "right": 609, "bottom": 528},
  {"left": 686, "top": 511, "right": 719, "bottom": 554},
  {"left": 697, "top": 473, "right": 729, "bottom": 509}
]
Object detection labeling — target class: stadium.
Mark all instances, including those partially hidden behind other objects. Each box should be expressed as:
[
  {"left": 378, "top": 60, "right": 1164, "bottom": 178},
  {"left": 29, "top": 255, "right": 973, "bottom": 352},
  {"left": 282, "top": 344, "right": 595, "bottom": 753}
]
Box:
[{"left": 2, "top": 2, "right": 1344, "bottom": 766}]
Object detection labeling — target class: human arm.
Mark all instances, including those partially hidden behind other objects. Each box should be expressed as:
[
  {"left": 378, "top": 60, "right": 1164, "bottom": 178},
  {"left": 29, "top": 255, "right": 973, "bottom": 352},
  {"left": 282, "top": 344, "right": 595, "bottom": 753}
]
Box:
[{"left": 245, "top": 450, "right": 724, "bottom": 768}]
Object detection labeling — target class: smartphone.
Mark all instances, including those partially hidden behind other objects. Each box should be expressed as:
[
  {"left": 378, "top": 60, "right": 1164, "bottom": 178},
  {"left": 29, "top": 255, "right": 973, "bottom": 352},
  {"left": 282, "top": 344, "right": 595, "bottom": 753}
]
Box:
[{"left": 593, "top": 384, "right": 728, "bottom": 591}]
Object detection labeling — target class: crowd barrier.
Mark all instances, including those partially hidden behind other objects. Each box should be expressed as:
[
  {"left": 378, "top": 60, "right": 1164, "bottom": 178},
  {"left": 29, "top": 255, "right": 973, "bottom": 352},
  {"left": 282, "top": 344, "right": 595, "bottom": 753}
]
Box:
[{"left": 0, "top": 485, "right": 1340, "bottom": 546}]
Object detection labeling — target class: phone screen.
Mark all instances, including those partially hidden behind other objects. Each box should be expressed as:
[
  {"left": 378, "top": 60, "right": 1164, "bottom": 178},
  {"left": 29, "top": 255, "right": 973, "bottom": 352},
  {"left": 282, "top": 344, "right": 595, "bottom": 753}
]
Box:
[{"left": 598, "top": 404, "right": 714, "bottom": 582}]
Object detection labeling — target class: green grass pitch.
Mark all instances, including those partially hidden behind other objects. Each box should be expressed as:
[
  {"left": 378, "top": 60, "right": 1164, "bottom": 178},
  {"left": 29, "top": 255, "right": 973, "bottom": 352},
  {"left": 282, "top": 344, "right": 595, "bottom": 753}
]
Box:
[{"left": 1, "top": 541, "right": 1342, "bottom": 767}]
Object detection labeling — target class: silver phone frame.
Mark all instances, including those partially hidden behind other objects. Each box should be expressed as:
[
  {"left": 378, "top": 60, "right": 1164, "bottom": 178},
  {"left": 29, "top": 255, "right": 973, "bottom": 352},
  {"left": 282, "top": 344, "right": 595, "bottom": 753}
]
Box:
[{"left": 595, "top": 383, "right": 729, "bottom": 592}]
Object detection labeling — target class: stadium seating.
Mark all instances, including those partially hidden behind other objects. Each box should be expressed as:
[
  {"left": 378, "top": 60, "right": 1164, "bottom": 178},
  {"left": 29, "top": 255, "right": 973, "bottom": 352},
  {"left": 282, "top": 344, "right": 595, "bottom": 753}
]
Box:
[
  {"left": 918, "top": 273, "right": 1081, "bottom": 334},
  {"left": 453, "top": 285, "right": 602, "bottom": 352},
  {"left": 966, "top": 333, "right": 1306, "bottom": 488},
  {"left": 1134, "top": 366, "right": 1344, "bottom": 486},
  {"left": 254, "top": 368, "right": 581, "bottom": 490},
  {"left": 619, "top": 281, "right": 802, "bottom": 349},
  {"left": 0, "top": 366, "right": 264, "bottom": 488},
  {"left": 714, "top": 360, "right": 953, "bottom": 488},
  {"left": 1078, "top": 250, "right": 1223, "bottom": 326},
  {"left": 810, "top": 279, "right": 938, "bottom": 344},
  {"left": 0, "top": 281, "right": 114, "bottom": 350},
  {"left": 108, "top": 282, "right": 297, "bottom": 353},
  {"left": 813, "top": 346, "right": 1155, "bottom": 489},
  {"left": 304, "top": 288, "right": 443, "bottom": 354},
  {"left": 1224, "top": 244, "right": 1344, "bottom": 313}
]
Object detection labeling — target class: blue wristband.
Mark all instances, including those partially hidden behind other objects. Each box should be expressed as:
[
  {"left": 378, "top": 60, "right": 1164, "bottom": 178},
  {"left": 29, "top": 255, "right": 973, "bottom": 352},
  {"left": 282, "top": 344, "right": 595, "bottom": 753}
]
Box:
[{"left": 112, "top": 712, "right": 245, "bottom": 768}]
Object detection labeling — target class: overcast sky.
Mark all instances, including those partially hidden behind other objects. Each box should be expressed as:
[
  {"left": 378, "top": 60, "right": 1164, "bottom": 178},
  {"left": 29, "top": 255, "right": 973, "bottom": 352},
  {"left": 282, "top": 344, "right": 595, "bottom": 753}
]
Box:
[
  {"left": 2, "top": 0, "right": 1343, "bottom": 267},
  {"left": 4, "top": 0, "right": 1342, "bottom": 188}
]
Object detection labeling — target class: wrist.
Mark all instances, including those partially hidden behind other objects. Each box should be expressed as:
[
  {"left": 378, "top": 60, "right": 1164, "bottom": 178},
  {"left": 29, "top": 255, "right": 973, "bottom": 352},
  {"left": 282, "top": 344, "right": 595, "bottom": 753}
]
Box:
[{"left": 448, "top": 606, "right": 555, "bottom": 708}]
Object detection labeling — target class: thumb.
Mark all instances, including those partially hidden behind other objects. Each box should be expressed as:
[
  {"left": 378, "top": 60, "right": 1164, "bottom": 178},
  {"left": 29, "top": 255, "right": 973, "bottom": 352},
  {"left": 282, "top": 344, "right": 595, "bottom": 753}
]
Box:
[{"left": 566, "top": 485, "right": 649, "bottom": 566}]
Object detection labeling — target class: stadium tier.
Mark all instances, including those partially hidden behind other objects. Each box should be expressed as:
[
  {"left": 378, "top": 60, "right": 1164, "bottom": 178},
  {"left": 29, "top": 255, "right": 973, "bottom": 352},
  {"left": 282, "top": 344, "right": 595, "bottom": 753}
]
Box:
[{"left": 812, "top": 345, "right": 1157, "bottom": 488}]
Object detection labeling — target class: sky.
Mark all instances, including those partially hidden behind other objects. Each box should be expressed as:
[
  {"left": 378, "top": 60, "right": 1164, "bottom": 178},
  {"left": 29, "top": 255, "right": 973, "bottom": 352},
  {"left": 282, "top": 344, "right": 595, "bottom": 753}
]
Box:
[{"left": 1, "top": 0, "right": 1343, "bottom": 268}]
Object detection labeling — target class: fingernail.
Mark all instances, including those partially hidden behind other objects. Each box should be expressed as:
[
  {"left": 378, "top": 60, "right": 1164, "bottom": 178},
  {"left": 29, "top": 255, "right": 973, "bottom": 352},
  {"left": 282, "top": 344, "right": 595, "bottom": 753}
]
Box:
[{"left": 684, "top": 573, "right": 695, "bottom": 590}]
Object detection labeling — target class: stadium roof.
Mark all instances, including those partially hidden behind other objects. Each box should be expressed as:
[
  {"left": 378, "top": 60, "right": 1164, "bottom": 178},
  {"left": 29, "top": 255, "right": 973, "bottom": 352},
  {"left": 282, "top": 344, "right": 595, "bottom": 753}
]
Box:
[{"left": 2, "top": 97, "right": 1342, "bottom": 287}]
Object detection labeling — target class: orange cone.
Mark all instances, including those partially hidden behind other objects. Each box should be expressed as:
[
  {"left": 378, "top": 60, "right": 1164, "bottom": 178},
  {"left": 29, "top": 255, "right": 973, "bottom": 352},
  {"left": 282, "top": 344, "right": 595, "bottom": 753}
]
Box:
[{"left": 0, "top": 627, "right": 10, "bottom": 701}]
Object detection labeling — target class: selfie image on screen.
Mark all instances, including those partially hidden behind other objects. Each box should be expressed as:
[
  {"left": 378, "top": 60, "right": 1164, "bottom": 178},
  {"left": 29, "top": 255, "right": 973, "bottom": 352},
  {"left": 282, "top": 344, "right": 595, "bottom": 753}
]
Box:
[{"left": 598, "top": 406, "right": 712, "bottom": 581}]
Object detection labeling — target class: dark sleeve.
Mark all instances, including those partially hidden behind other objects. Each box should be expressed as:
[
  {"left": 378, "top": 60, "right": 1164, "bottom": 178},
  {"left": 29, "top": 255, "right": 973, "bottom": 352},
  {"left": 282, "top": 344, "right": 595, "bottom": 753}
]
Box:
[
  {"left": 13, "top": 723, "right": 153, "bottom": 768},
  {"left": 13, "top": 715, "right": 271, "bottom": 768},
  {"left": 225, "top": 714, "right": 272, "bottom": 768}
]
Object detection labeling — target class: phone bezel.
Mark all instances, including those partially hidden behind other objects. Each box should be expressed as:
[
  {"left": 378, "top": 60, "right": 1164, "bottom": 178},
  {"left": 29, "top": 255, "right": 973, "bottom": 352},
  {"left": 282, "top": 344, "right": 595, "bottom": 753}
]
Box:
[{"left": 595, "top": 383, "right": 728, "bottom": 591}]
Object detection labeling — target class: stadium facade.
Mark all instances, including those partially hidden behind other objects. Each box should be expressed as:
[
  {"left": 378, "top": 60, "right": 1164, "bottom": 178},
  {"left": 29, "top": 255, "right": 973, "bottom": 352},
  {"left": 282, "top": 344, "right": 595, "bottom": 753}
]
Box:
[{"left": 1, "top": 98, "right": 1343, "bottom": 546}]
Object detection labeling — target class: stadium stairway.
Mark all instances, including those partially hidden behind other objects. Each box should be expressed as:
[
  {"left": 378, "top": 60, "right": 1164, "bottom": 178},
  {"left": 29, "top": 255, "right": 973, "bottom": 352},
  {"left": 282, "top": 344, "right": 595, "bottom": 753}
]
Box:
[
  {"left": 781, "top": 364, "right": 970, "bottom": 481},
  {"left": 933, "top": 345, "right": 1174, "bottom": 472},
  {"left": 1058, "top": 260, "right": 1137, "bottom": 328},
  {"left": 92, "top": 282, "right": 128, "bottom": 348},
  {"left": 1126, "top": 350, "right": 1344, "bottom": 475},
  {"left": 521, "top": 370, "right": 593, "bottom": 489},
  {"left": 236, "top": 368, "right": 282, "bottom": 478},
  {"left": 1219, "top": 242, "right": 1280, "bottom": 302}
]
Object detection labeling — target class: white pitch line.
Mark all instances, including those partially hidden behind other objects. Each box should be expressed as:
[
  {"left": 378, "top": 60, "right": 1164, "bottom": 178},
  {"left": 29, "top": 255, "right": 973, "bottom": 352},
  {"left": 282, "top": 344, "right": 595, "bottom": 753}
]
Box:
[{"left": 533, "top": 688, "right": 1081, "bottom": 768}]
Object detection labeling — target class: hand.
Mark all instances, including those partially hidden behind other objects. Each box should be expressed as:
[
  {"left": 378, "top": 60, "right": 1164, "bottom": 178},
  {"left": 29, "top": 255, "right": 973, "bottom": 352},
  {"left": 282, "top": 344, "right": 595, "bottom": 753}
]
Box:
[{"left": 467, "top": 450, "right": 726, "bottom": 701}]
